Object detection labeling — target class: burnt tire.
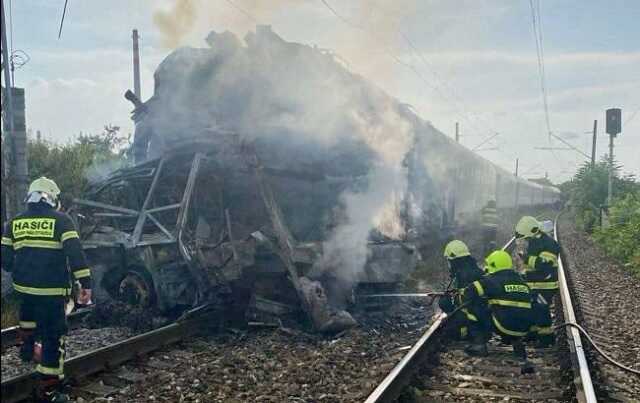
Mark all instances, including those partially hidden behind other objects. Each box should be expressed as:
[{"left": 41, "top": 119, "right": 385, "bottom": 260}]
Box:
[{"left": 118, "top": 267, "right": 156, "bottom": 308}]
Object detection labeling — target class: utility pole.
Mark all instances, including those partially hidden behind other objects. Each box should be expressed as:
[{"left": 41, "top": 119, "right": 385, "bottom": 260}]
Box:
[
  {"left": 608, "top": 135, "right": 614, "bottom": 204},
  {"left": 450, "top": 122, "right": 459, "bottom": 226},
  {"left": 514, "top": 158, "right": 520, "bottom": 209},
  {"left": 591, "top": 119, "right": 597, "bottom": 167},
  {"left": 2, "top": 0, "right": 16, "bottom": 219},
  {"left": 132, "top": 29, "right": 141, "bottom": 99}
]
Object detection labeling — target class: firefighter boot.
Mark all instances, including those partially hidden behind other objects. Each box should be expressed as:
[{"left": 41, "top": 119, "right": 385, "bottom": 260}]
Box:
[
  {"left": 512, "top": 340, "right": 535, "bottom": 374},
  {"left": 536, "top": 333, "right": 556, "bottom": 348},
  {"left": 18, "top": 329, "right": 35, "bottom": 363},
  {"left": 464, "top": 330, "right": 488, "bottom": 357},
  {"left": 37, "top": 378, "right": 69, "bottom": 403}
]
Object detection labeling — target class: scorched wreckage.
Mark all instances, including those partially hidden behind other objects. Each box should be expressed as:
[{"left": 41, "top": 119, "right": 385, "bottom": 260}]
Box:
[{"left": 69, "top": 26, "right": 559, "bottom": 332}]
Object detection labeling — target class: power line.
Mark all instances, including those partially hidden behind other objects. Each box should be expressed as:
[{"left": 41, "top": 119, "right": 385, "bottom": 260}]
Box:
[
  {"left": 318, "top": 0, "right": 496, "bottom": 142},
  {"left": 58, "top": 0, "right": 69, "bottom": 39},
  {"left": 529, "top": 0, "right": 552, "bottom": 140},
  {"left": 397, "top": 30, "right": 492, "bottom": 139},
  {"left": 471, "top": 132, "right": 500, "bottom": 152},
  {"left": 224, "top": 0, "right": 259, "bottom": 23},
  {"left": 624, "top": 106, "right": 639, "bottom": 125}
]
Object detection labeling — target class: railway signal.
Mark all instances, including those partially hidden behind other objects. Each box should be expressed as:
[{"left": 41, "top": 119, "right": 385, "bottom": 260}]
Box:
[{"left": 605, "top": 108, "right": 622, "bottom": 207}]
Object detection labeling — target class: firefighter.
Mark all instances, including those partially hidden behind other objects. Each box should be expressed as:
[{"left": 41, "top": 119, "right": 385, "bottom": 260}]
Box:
[
  {"left": 515, "top": 216, "right": 559, "bottom": 345},
  {"left": 461, "top": 250, "right": 535, "bottom": 374},
  {"left": 480, "top": 200, "right": 498, "bottom": 256},
  {"left": 1, "top": 177, "right": 92, "bottom": 403},
  {"left": 439, "top": 240, "right": 489, "bottom": 341}
]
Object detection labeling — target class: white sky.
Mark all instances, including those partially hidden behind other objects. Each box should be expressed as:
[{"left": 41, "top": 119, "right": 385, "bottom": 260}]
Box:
[{"left": 5, "top": 0, "right": 640, "bottom": 182}]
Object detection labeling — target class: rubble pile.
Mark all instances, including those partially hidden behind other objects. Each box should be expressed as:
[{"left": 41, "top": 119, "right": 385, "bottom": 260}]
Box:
[{"left": 78, "top": 302, "right": 433, "bottom": 402}]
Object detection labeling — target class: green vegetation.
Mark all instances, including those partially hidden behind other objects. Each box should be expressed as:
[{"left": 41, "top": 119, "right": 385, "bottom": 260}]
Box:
[
  {"left": 27, "top": 125, "right": 130, "bottom": 205},
  {"left": 562, "top": 160, "right": 639, "bottom": 274},
  {"left": 593, "top": 193, "right": 640, "bottom": 275}
]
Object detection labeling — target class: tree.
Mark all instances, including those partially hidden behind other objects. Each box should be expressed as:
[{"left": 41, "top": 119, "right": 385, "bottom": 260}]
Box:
[
  {"left": 26, "top": 125, "right": 130, "bottom": 206},
  {"left": 561, "top": 159, "right": 637, "bottom": 231}
]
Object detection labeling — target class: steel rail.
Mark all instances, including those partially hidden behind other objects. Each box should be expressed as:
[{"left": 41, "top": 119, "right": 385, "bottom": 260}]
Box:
[
  {"left": 364, "top": 234, "right": 520, "bottom": 403},
  {"left": 364, "top": 218, "right": 597, "bottom": 403},
  {"left": 1, "top": 305, "right": 209, "bottom": 403},
  {"left": 1, "top": 307, "right": 94, "bottom": 351},
  {"left": 554, "top": 215, "right": 598, "bottom": 402},
  {"left": 363, "top": 313, "right": 446, "bottom": 403}
]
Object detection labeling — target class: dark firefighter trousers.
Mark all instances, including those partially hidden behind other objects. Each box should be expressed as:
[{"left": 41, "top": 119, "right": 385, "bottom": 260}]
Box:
[
  {"left": 440, "top": 297, "right": 491, "bottom": 341},
  {"left": 18, "top": 293, "right": 68, "bottom": 382},
  {"left": 530, "top": 293, "right": 555, "bottom": 344}
]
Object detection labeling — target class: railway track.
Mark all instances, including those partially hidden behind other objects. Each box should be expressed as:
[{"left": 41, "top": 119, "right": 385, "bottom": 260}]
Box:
[
  {"left": 365, "top": 215, "right": 601, "bottom": 403},
  {"left": 1, "top": 307, "right": 94, "bottom": 351},
  {"left": 2, "top": 213, "right": 636, "bottom": 402},
  {"left": 0, "top": 305, "right": 212, "bottom": 403}
]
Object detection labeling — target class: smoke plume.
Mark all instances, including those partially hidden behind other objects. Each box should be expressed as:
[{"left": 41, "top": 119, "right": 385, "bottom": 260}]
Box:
[
  {"left": 139, "top": 26, "right": 417, "bottom": 287},
  {"left": 153, "top": 0, "right": 197, "bottom": 48}
]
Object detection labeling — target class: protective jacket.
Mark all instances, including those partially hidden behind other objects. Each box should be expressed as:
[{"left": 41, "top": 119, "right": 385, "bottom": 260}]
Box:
[
  {"left": 481, "top": 204, "right": 498, "bottom": 228},
  {"left": 463, "top": 269, "right": 532, "bottom": 337},
  {"left": 523, "top": 232, "right": 560, "bottom": 293},
  {"left": 1, "top": 203, "right": 91, "bottom": 295},
  {"left": 449, "top": 255, "right": 484, "bottom": 289}
]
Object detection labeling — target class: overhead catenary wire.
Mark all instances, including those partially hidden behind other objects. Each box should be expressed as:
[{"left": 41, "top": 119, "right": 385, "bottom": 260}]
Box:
[
  {"left": 58, "top": 0, "right": 69, "bottom": 39},
  {"left": 224, "top": 0, "right": 259, "bottom": 24},
  {"left": 318, "top": 0, "right": 497, "bottom": 143},
  {"left": 529, "top": 0, "right": 552, "bottom": 141},
  {"left": 624, "top": 106, "right": 639, "bottom": 125}
]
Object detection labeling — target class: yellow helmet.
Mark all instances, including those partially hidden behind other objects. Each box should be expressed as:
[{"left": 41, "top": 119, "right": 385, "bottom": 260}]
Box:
[
  {"left": 26, "top": 177, "right": 61, "bottom": 207},
  {"left": 484, "top": 250, "right": 513, "bottom": 273},
  {"left": 515, "top": 216, "right": 541, "bottom": 239},
  {"left": 443, "top": 240, "right": 471, "bottom": 259}
]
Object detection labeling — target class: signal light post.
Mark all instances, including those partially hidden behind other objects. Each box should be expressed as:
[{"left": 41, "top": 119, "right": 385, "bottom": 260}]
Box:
[{"left": 605, "top": 108, "right": 621, "bottom": 207}]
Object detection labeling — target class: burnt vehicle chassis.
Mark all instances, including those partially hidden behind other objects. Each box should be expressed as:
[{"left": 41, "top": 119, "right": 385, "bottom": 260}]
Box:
[{"left": 71, "top": 137, "right": 418, "bottom": 331}]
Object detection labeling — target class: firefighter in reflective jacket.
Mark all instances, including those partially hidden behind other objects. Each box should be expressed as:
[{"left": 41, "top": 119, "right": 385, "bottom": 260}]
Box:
[
  {"left": 515, "top": 216, "right": 559, "bottom": 345},
  {"left": 1, "top": 177, "right": 92, "bottom": 403},
  {"left": 480, "top": 200, "right": 498, "bottom": 255},
  {"left": 439, "top": 240, "right": 488, "bottom": 340},
  {"left": 461, "top": 250, "right": 535, "bottom": 374},
  {"left": 515, "top": 216, "right": 560, "bottom": 301}
]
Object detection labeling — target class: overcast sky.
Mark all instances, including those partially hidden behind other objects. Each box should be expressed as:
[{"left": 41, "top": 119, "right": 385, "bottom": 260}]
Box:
[{"left": 5, "top": 0, "right": 640, "bottom": 182}]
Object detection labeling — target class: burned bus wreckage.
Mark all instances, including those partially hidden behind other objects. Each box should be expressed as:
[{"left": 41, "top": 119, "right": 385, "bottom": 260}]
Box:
[{"left": 71, "top": 26, "right": 559, "bottom": 332}]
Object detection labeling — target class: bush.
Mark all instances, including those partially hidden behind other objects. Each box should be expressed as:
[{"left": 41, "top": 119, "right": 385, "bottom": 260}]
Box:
[
  {"left": 27, "top": 125, "right": 130, "bottom": 205},
  {"left": 562, "top": 160, "right": 637, "bottom": 233},
  {"left": 593, "top": 193, "right": 640, "bottom": 275}
]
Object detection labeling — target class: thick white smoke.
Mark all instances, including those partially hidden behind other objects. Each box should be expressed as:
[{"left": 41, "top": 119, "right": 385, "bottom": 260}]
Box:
[
  {"left": 318, "top": 99, "right": 413, "bottom": 284},
  {"left": 141, "top": 27, "right": 415, "bottom": 285}
]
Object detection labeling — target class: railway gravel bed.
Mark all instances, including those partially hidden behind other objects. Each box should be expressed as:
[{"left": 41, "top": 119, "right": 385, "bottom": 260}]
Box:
[
  {"left": 412, "top": 340, "right": 572, "bottom": 402},
  {"left": 559, "top": 217, "right": 640, "bottom": 401},
  {"left": 67, "top": 303, "right": 432, "bottom": 402},
  {"left": 1, "top": 327, "right": 135, "bottom": 379}
]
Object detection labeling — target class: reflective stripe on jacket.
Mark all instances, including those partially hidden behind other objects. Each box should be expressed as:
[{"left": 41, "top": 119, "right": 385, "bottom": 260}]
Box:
[
  {"left": 1, "top": 204, "right": 91, "bottom": 296},
  {"left": 463, "top": 269, "right": 532, "bottom": 337}
]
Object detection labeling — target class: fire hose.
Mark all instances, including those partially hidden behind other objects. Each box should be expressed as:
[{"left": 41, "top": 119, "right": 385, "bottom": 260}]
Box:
[{"left": 553, "top": 322, "right": 640, "bottom": 376}]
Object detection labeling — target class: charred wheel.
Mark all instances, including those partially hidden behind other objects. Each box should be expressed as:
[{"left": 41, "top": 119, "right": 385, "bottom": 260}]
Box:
[{"left": 118, "top": 268, "right": 155, "bottom": 308}]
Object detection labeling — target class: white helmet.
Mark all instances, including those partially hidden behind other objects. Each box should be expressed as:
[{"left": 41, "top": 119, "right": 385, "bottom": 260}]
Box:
[{"left": 25, "top": 177, "right": 61, "bottom": 207}]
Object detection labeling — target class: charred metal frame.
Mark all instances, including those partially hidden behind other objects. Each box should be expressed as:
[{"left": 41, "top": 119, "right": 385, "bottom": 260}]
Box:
[{"left": 73, "top": 153, "right": 206, "bottom": 252}]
